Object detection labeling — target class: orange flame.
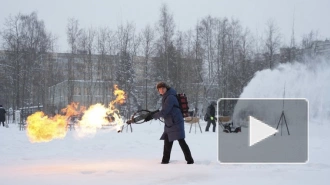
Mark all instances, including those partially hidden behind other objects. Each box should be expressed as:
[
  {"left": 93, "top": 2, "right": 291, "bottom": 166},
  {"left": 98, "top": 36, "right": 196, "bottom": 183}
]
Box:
[
  {"left": 107, "top": 84, "right": 126, "bottom": 131},
  {"left": 26, "top": 85, "right": 127, "bottom": 142},
  {"left": 26, "top": 112, "right": 68, "bottom": 143},
  {"left": 113, "top": 84, "right": 126, "bottom": 105},
  {"left": 61, "top": 102, "right": 86, "bottom": 117}
]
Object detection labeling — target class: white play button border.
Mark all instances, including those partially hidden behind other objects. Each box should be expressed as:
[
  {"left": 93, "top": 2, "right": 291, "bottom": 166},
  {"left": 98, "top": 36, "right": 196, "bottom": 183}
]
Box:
[{"left": 249, "top": 116, "right": 278, "bottom": 147}]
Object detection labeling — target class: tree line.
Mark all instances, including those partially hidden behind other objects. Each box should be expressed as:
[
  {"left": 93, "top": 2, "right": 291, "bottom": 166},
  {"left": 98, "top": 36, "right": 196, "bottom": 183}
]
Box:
[{"left": 0, "top": 4, "right": 323, "bottom": 116}]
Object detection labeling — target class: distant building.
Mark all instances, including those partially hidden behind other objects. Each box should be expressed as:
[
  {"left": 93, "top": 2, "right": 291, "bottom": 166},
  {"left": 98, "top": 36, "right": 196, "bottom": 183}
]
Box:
[
  {"left": 48, "top": 80, "right": 115, "bottom": 109},
  {"left": 280, "top": 39, "right": 330, "bottom": 61},
  {"left": 312, "top": 39, "right": 330, "bottom": 56},
  {"left": 0, "top": 50, "right": 220, "bottom": 113}
]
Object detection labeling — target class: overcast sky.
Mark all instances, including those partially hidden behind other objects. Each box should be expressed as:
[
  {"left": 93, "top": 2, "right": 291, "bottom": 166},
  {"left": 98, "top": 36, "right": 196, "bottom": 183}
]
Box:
[{"left": 1, "top": 0, "right": 329, "bottom": 52}]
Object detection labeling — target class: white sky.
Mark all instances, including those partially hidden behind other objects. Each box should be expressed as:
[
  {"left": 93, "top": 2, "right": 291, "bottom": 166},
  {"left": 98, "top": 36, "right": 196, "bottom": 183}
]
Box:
[{"left": 1, "top": 0, "right": 330, "bottom": 52}]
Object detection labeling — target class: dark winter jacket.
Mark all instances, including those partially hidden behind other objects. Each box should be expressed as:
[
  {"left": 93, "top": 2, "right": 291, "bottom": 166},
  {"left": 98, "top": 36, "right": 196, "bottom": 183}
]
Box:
[
  {"left": 0, "top": 106, "right": 6, "bottom": 122},
  {"left": 205, "top": 104, "right": 215, "bottom": 121},
  {"left": 153, "top": 88, "right": 185, "bottom": 142}
]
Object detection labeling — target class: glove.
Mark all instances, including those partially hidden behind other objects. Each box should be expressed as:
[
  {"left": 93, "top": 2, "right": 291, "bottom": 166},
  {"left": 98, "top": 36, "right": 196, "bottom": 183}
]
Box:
[
  {"left": 210, "top": 117, "right": 214, "bottom": 121},
  {"left": 144, "top": 113, "right": 153, "bottom": 122}
]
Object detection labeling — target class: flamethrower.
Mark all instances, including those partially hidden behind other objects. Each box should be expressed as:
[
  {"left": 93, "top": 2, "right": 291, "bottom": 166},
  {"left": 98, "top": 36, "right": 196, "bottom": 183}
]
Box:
[
  {"left": 117, "top": 110, "right": 159, "bottom": 133},
  {"left": 126, "top": 110, "right": 159, "bottom": 124}
]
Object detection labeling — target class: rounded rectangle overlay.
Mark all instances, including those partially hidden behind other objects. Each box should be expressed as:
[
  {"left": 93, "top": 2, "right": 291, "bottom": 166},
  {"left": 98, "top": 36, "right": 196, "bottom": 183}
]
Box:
[{"left": 217, "top": 98, "right": 309, "bottom": 164}]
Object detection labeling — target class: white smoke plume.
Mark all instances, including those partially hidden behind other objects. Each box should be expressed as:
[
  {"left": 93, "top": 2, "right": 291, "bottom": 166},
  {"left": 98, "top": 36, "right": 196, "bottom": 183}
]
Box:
[{"left": 233, "top": 58, "right": 330, "bottom": 125}]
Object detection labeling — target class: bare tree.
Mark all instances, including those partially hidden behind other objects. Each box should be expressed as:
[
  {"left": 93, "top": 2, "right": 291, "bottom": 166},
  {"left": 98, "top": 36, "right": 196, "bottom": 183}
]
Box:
[
  {"left": 1, "top": 13, "right": 23, "bottom": 110},
  {"left": 67, "top": 18, "right": 81, "bottom": 54},
  {"left": 264, "top": 19, "right": 281, "bottom": 69},
  {"left": 1, "top": 12, "right": 54, "bottom": 113},
  {"left": 285, "top": 15, "right": 297, "bottom": 63},
  {"left": 106, "top": 29, "right": 116, "bottom": 80},
  {"left": 155, "top": 3, "right": 175, "bottom": 81},
  {"left": 141, "top": 25, "right": 154, "bottom": 109},
  {"left": 78, "top": 29, "right": 90, "bottom": 80},
  {"left": 115, "top": 22, "right": 135, "bottom": 87},
  {"left": 174, "top": 31, "right": 184, "bottom": 89},
  {"left": 191, "top": 22, "right": 205, "bottom": 112},
  {"left": 301, "top": 30, "right": 318, "bottom": 49},
  {"left": 78, "top": 26, "right": 96, "bottom": 106},
  {"left": 226, "top": 18, "right": 244, "bottom": 97},
  {"left": 96, "top": 27, "right": 111, "bottom": 104},
  {"left": 66, "top": 18, "right": 81, "bottom": 104},
  {"left": 115, "top": 22, "right": 138, "bottom": 115},
  {"left": 237, "top": 28, "right": 254, "bottom": 93},
  {"left": 215, "top": 17, "right": 228, "bottom": 100},
  {"left": 200, "top": 16, "right": 216, "bottom": 81},
  {"left": 128, "top": 23, "right": 142, "bottom": 114}
]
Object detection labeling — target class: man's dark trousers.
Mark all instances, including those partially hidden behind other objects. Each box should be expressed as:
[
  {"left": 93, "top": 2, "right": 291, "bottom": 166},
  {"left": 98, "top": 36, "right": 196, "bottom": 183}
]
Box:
[{"left": 162, "top": 133, "right": 193, "bottom": 163}]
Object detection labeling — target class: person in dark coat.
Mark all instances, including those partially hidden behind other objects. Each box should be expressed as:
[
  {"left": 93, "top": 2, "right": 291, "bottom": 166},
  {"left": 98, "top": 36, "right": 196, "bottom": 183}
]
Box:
[
  {"left": 145, "top": 82, "right": 194, "bottom": 164},
  {"left": 205, "top": 101, "right": 216, "bottom": 132},
  {"left": 0, "top": 105, "right": 6, "bottom": 127}
]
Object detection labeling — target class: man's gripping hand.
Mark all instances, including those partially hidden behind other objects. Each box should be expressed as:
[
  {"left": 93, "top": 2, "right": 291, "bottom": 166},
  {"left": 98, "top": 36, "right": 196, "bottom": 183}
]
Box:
[{"left": 144, "top": 113, "right": 153, "bottom": 122}]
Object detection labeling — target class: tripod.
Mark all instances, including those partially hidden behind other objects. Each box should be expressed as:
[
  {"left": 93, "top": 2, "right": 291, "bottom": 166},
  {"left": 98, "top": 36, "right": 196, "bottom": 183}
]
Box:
[
  {"left": 275, "top": 110, "right": 290, "bottom": 136},
  {"left": 119, "top": 121, "right": 133, "bottom": 133},
  {"left": 119, "top": 112, "right": 133, "bottom": 133},
  {"left": 275, "top": 84, "right": 290, "bottom": 136}
]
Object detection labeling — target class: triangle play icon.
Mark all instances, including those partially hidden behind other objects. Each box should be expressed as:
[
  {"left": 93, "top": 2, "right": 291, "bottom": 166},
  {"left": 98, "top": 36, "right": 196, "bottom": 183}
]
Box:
[{"left": 249, "top": 116, "right": 278, "bottom": 147}]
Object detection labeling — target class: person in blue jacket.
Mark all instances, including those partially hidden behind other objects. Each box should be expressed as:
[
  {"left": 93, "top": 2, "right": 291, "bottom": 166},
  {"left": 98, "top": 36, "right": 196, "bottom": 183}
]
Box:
[{"left": 145, "top": 82, "right": 194, "bottom": 164}]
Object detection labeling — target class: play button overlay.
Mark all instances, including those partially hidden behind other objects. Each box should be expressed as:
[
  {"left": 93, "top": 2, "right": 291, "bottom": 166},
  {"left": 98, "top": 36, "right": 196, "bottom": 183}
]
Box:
[
  {"left": 249, "top": 116, "right": 278, "bottom": 146},
  {"left": 217, "top": 98, "right": 308, "bottom": 164}
]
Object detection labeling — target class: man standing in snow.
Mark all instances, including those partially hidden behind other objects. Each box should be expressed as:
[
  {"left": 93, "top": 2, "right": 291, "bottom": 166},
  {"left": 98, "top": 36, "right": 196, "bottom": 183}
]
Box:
[
  {"left": 145, "top": 82, "right": 194, "bottom": 164},
  {"left": 0, "top": 105, "right": 7, "bottom": 127},
  {"left": 205, "top": 101, "right": 216, "bottom": 132}
]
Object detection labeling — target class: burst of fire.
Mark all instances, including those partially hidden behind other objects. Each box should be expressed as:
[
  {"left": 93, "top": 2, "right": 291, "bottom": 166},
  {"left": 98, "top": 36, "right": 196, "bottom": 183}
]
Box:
[
  {"left": 61, "top": 102, "right": 86, "bottom": 117},
  {"left": 26, "top": 102, "right": 85, "bottom": 143},
  {"left": 107, "top": 84, "right": 126, "bottom": 131},
  {"left": 26, "top": 84, "right": 127, "bottom": 142},
  {"left": 26, "top": 112, "right": 68, "bottom": 143},
  {"left": 112, "top": 84, "right": 126, "bottom": 105},
  {"left": 74, "top": 103, "right": 109, "bottom": 138}
]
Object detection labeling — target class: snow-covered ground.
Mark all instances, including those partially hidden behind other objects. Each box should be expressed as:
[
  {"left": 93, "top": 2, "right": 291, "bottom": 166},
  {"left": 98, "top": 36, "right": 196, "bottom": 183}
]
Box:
[
  {"left": 1, "top": 59, "right": 329, "bottom": 185},
  {"left": 0, "top": 120, "right": 329, "bottom": 185}
]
